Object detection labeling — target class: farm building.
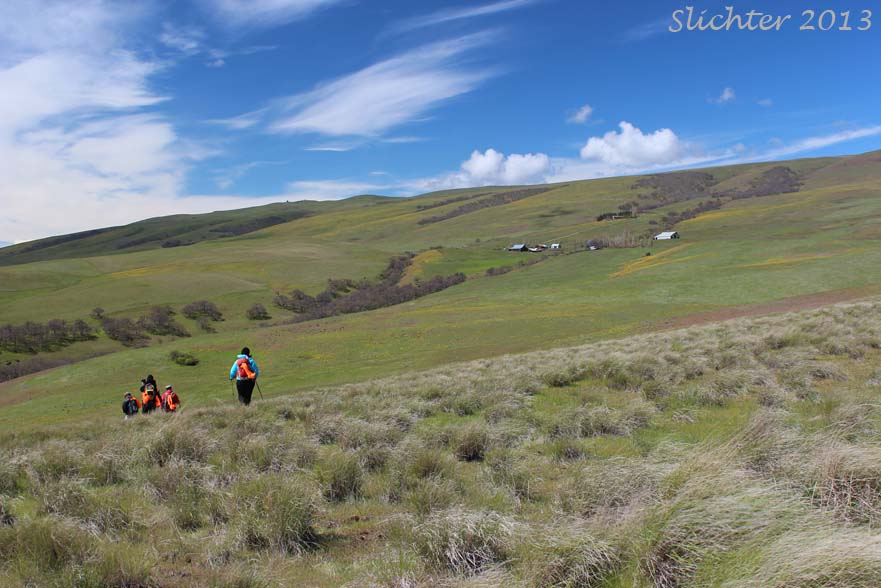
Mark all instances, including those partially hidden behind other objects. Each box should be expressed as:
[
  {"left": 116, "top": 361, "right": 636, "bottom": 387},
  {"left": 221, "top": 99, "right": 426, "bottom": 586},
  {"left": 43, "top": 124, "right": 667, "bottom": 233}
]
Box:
[
  {"left": 550, "top": 243, "right": 561, "bottom": 249},
  {"left": 654, "top": 231, "right": 680, "bottom": 240},
  {"left": 507, "top": 244, "right": 529, "bottom": 252}
]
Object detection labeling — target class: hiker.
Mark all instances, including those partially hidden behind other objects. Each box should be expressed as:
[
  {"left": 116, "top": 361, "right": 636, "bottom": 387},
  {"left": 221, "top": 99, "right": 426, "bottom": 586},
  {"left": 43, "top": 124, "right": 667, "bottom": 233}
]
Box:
[
  {"left": 161, "top": 385, "right": 181, "bottom": 413},
  {"left": 140, "top": 375, "right": 161, "bottom": 414},
  {"left": 229, "top": 347, "right": 259, "bottom": 406},
  {"left": 122, "top": 392, "right": 140, "bottom": 419}
]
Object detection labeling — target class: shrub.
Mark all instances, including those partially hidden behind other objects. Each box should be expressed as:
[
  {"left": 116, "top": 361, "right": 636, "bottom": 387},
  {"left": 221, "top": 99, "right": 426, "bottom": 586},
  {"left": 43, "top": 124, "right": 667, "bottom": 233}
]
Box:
[
  {"left": 0, "top": 496, "right": 13, "bottom": 527},
  {"left": 551, "top": 437, "right": 585, "bottom": 461},
  {"left": 0, "top": 516, "right": 96, "bottom": 572},
  {"left": 233, "top": 476, "right": 319, "bottom": 554},
  {"left": 151, "top": 424, "right": 212, "bottom": 465},
  {"left": 37, "top": 478, "right": 135, "bottom": 534},
  {"left": 169, "top": 350, "right": 199, "bottom": 366},
  {"left": 246, "top": 303, "right": 271, "bottom": 321},
  {"left": 407, "top": 478, "right": 458, "bottom": 516},
  {"left": 453, "top": 425, "right": 490, "bottom": 462},
  {"left": 101, "top": 317, "right": 148, "bottom": 346},
  {"left": 197, "top": 316, "right": 216, "bottom": 333},
  {"left": 138, "top": 305, "right": 190, "bottom": 337},
  {"left": 0, "top": 460, "right": 22, "bottom": 496},
  {"left": 182, "top": 300, "right": 223, "bottom": 321},
  {"left": 406, "top": 448, "right": 454, "bottom": 480},
  {"left": 533, "top": 531, "right": 620, "bottom": 588},
  {"left": 318, "top": 451, "right": 364, "bottom": 502},
  {"left": 412, "top": 509, "right": 517, "bottom": 575}
]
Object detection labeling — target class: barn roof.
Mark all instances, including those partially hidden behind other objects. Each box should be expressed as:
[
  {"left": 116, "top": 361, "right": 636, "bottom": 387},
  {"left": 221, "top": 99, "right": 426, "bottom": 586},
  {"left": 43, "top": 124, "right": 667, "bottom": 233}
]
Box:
[{"left": 655, "top": 231, "right": 679, "bottom": 239}]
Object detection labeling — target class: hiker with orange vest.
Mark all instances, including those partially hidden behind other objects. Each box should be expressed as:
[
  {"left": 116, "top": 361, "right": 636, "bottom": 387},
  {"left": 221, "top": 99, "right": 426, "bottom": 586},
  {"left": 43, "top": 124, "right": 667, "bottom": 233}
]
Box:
[
  {"left": 161, "top": 385, "right": 181, "bottom": 413},
  {"left": 122, "top": 392, "right": 140, "bottom": 419},
  {"left": 140, "top": 375, "right": 161, "bottom": 414},
  {"left": 229, "top": 347, "right": 259, "bottom": 406}
]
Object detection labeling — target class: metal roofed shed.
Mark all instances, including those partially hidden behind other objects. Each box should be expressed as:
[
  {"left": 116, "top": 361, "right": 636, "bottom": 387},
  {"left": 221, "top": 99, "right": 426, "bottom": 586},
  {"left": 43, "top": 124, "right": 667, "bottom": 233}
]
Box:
[
  {"left": 507, "top": 244, "right": 528, "bottom": 251},
  {"left": 653, "top": 231, "right": 680, "bottom": 240}
]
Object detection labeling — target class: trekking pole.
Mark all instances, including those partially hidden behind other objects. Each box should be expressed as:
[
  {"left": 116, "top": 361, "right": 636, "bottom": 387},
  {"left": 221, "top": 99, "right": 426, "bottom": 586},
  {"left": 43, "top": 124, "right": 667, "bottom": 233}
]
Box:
[
  {"left": 230, "top": 379, "right": 236, "bottom": 400},
  {"left": 255, "top": 380, "right": 265, "bottom": 400}
]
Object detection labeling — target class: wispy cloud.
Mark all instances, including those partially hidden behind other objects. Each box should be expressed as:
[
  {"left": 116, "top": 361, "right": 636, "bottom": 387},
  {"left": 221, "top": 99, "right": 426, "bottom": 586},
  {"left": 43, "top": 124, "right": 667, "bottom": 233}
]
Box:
[
  {"left": 757, "top": 98, "right": 774, "bottom": 107},
  {"left": 567, "top": 104, "right": 593, "bottom": 124},
  {"left": 383, "top": 136, "right": 428, "bottom": 144},
  {"left": 214, "top": 160, "right": 287, "bottom": 190},
  {"left": 304, "top": 143, "right": 359, "bottom": 152},
  {"left": 205, "top": 109, "right": 266, "bottom": 130},
  {"left": 199, "top": 0, "right": 345, "bottom": 29},
  {"left": 159, "top": 23, "right": 205, "bottom": 55},
  {"left": 756, "top": 126, "right": 881, "bottom": 160},
  {"left": 622, "top": 16, "right": 671, "bottom": 42},
  {"left": 392, "top": 0, "right": 538, "bottom": 33},
  {"left": 710, "top": 87, "right": 736, "bottom": 104},
  {"left": 269, "top": 33, "right": 498, "bottom": 137}
]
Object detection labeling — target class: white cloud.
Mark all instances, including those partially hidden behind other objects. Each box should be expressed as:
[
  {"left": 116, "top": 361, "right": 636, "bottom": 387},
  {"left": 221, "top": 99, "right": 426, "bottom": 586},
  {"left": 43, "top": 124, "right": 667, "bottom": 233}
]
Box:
[
  {"left": 304, "top": 143, "right": 358, "bottom": 152},
  {"left": 711, "top": 87, "right": 736, "bottom": 104},
  {"left": 269, "top": 33, "right": 496, "bottom": 137},
  {"left": 159, "top": 23, "right": 204, "bottom": 55},
  {"left": 392, "top": 0, "right": 538, "bottom": 33},
  {"left": 758, "top": 98, "right": 774, "bottom": 107},
  {"left": 622, "top": 16, "right": 671, "bottom": 41},
  {"left": 205, "top": 109, "right": 266, "bottom": 130},
  {"left": 200, "top": 0, "right": 345, "bottom": 28},
  {"left": 579, "top": 121, "right": 685, "bottom": 168},
  {"left": 754, "top": 126, "right": 881, "bottom": 160},
  {"left": 568, "top": 104, "right": 593, "bottom": 124},
  {"left": 407, "top": 148, "right": 551, "bottom": 192},
  {"left": 0, "top": 0, "right": 229, "bottom": 243}
]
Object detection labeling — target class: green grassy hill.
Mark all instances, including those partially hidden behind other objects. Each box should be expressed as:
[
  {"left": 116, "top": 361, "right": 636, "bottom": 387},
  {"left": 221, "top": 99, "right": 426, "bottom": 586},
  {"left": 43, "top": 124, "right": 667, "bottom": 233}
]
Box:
[
  {"left": 3, "top": 149, "right": 881, "bottom": 587},
  {"left": 3, "top": 299, "right": 881, "bottom": 587},
  {"left": 2, "top": 150, "right": 881, "bottom": 433}
]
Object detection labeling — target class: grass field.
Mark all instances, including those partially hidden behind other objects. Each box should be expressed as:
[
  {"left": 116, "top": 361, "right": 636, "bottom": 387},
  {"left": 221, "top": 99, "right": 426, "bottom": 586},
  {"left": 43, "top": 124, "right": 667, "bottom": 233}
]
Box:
[
  {"left": 4, "top": 298, "right": 881, "bottom": 586},
  {"left": 2, "top": 152, "right": 881, "bottom": 432},
  {"left": 2, "top": 150, "right": 881, "bottom": 586}
]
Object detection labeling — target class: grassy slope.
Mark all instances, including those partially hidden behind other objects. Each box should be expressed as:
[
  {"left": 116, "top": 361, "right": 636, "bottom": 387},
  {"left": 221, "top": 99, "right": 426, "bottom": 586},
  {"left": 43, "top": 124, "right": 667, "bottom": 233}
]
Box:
[
  {"left": 2, "top": 152, "right": 881, "bottom": 430},
  {"left": 3, "top": 299, "right": 881, "bottom": 587}
]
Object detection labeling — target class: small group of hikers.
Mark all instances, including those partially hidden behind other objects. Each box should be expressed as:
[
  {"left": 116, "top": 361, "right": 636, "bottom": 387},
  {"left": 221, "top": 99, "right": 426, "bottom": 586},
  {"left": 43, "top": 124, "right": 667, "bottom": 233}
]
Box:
[
  {"left": 120, "top": 347, "right": 260, "bottom": 418},
  {"left": 122, "top": 374, "right": 181, "bottom": 419}
]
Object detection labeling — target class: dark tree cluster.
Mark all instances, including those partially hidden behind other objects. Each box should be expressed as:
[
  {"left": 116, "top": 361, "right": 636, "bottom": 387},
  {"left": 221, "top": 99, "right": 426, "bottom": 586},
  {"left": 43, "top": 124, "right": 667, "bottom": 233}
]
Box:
[
  {"left": 0, "top": 356, "right": 73, "bottom": 383},
  {"left": 290, "top": 273, "right": 466, "bottom": 323},
  {"left": 137, "top": 306, "right": 190, "bottom": 337},
  {"left": 182, "top": 300, "right": 224, "bottom": 321},
  {"left": 274, "top": 253, "right": 466, "bottom": 323},
  {"left": 101, "top": 317, "right": 149, "bottom": 346},
  {"left": 0, "top": 319, "right": 95, "bottom": 354},
  {"left": 246, "top": 303, "right": 271, "bottom": 321},
  {"left": 659, "top": 198, "right": 724, "bottom": 228},
  {"left": 485, "top": 265, "right": 514, "bottom": 277},
  {"left": 415, "top": 193, "right": 486, "bottom": 212},
  {"left": 417, "top": 187, "right": 558, "bottom": 225},
  {"left": 720, "top": 166, "right": 803, "bottom": 200}
]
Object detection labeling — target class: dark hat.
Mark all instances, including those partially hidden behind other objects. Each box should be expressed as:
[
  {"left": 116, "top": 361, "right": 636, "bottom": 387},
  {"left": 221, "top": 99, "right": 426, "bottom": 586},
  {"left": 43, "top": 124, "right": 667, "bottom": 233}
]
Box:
[
  {"left": 165, "top": 385, "right": 172, "bottom": 389},
  {"left": 124, "top": 392, "right": 132, "bottom": 398},
  {"left": 241, "top": 347, "right": 251, "bottom": 356}
]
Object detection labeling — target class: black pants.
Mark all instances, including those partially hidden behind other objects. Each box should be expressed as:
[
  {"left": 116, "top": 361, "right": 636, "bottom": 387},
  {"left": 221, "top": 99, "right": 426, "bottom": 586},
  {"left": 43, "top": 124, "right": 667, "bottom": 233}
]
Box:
[{"left": 236, "top": 379, "right": 256, "bottom": 406}]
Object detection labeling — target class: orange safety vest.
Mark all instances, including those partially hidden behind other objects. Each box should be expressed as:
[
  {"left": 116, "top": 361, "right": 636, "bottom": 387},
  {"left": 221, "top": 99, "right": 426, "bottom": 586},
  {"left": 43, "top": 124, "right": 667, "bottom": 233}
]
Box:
[{"left": 163, "top": 391, "right": 179, "bottom": 412}]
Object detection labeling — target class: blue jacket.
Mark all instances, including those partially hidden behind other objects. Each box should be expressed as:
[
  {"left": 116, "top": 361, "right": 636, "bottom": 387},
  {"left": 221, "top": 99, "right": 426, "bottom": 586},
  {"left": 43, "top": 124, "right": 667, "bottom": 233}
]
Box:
[{"left": 230, "top": 354, "right": 259, "bottom": 381}]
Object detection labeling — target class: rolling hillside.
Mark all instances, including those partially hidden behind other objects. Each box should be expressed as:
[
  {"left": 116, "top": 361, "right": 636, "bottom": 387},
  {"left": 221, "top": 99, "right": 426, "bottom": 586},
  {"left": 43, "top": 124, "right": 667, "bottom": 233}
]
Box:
[{"left": 2, "top": 150, "right": 881, "bottom": 432}]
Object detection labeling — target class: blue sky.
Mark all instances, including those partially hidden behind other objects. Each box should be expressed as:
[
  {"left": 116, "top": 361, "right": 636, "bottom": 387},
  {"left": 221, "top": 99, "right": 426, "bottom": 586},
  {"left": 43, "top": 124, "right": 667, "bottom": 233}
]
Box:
[{"left": 2, "top": 0, "right": 880, "bottom": 244}]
